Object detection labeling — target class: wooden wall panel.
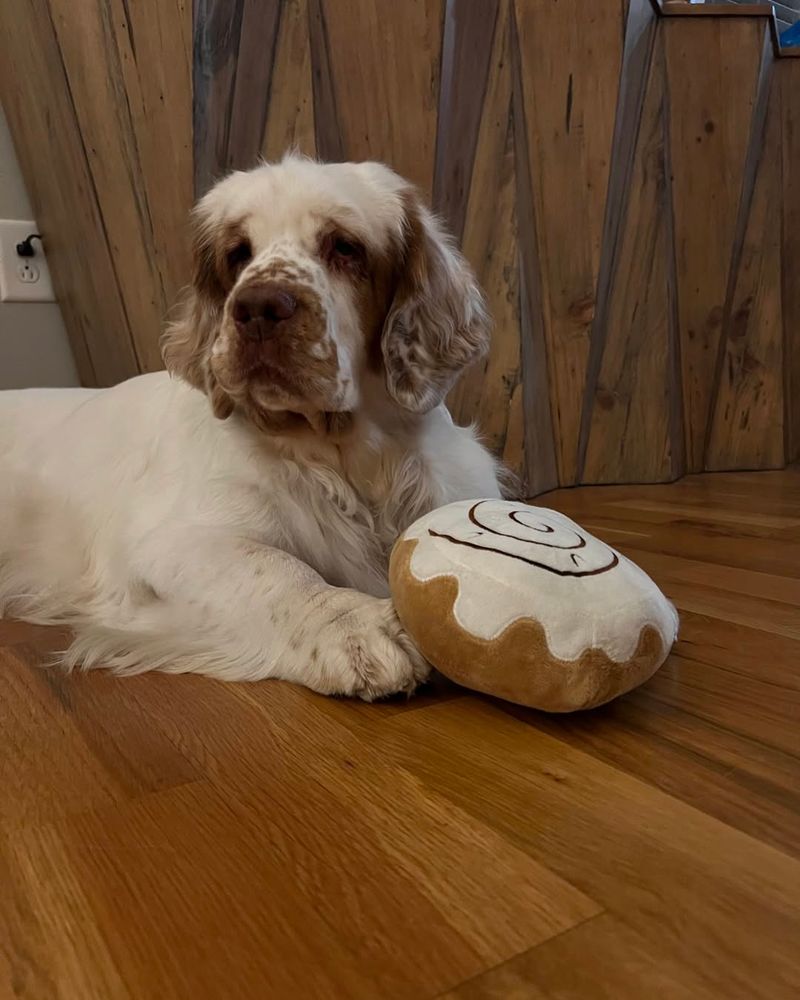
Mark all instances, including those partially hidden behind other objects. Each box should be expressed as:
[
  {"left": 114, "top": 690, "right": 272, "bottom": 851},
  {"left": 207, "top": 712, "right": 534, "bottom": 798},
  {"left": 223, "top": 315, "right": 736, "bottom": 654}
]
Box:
[
  {"left": 782, "top": 57, "right": 800, "bottom": 463},
  {"left": 577, "top": 0, "right": 659, "bottom": 484},
  {"left": 4, "top": 0, "right": 797, "bottom": 489},
  {"left": 511, "top": 5, "right": 558, "bottom": 495},
  {"left": 514, "top": 0, "right": 627, "bottom": 486},
  {"left": 447, "top": 2, "right": 524, "bottom": 480},
  {"left": 48, "top": 0, "right": 192, "bottom": 372},
  {"left": 583, "top": 35, "right": 678, "bottom": 484},
  {"left": 260, "top": 0, "right": 317, "bottom": 161},
  {"left": 665, "top": 17, "right": 763, "bottom": 472},
  {"left": 194, "top": 0, "right": 245, "bottom": 195},
  {"left": 113, "top": 0, "right": 193, "bottom": 314},
  {"left": 318, "top": 1, "right": 444, "bottom": 196},
  {"left": 433, "top": 0, "right": 500, "bottom": 241},
  {"left": 227, "top": 1, "right": 282, "bottom": 174},
  {"left": 706, "top": 51, "right": 785, "bottom": 470},
  {"left": 0, "top": 1, "right": 139, "bottom": 386}
]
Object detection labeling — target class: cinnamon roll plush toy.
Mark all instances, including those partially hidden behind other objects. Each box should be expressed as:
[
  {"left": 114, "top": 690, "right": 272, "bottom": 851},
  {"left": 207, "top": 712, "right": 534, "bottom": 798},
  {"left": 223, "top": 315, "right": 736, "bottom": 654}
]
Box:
[{"left": 389, "top": 499, "right": 678, "bottom": 712}]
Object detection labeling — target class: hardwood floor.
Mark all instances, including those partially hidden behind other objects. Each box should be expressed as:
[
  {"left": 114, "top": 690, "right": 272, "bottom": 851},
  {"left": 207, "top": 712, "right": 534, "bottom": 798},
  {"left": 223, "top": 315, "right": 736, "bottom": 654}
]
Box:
[{"left": 1, "top": 469, "right": 799, "bottom": 999}]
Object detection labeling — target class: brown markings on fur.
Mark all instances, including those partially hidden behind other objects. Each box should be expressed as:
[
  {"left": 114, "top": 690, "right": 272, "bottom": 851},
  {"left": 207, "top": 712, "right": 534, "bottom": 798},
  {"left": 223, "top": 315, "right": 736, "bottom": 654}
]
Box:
[
  {"left": 166, "top": 175, "right": 488, "bottom": 437},
  {"left": 318, "top": 226, "right": 368, "bottom": 280},
  {"left": 323, "top": 411, "right": 355, "bottom": 438},
  {"left": 397, "top": 188, "right": 430, "bottom": 290},
  {"left": 381, "top": 188, "right": 490, "bottom": 412},
  {"left": 194, "top": 217, "right": 250, "bottom": 302},
  {"left": 362, "top": 247, "right": 399, "bottom": 374},
  {"left": 312, "top": 217, "right": 398, "bottom": 374},
  {"left": 162, "top": 215, "right": 247, "bottom": 418},
  {"left": 217, "top": 270, "right": 340, "bottom": 402},
  {"left": 247, "top": 257, "right": 313, "bottom": 285}
]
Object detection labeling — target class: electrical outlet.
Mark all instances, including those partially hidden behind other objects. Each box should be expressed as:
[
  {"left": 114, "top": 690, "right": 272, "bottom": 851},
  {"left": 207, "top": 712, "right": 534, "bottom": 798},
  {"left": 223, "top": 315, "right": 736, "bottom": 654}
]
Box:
[{"left": 0, "top": 219, "right": 55, "bottom": 302}]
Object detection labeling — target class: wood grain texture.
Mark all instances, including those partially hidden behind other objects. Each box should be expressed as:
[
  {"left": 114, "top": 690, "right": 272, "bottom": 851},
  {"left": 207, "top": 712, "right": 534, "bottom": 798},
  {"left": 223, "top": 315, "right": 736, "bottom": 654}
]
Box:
[
  {"left": 665, "top": 17, "right": 763, "bottom": 471},
  {"left": 261, "top": 0, "right": 317, "bottom": 160},
  {"left": 319, "top": 0, "right": 444, "bottom": 195},
  {"left": 193, "top": 0, "right": 244, "bottom": 196},
  {"left": 48, "top": 0, "right": 192, "bottom": 372},
  {"left": 577, "top": 0, "right": 658, "bottom": 481},
  {"left": 4, "top": 0, "right": 798, "bottom": 487},
  {"left": 3, "top": 468, "right": 800, "bottom": 998},
  {"left": 510, "top": 2, "right": 558, "bottom": 495},
  {"left": 227, "top": 0, "right": 282, "bottom": 171},
  {"left": 433, "top": 0, "right": 500, "bottom": 241},
  {"left": 447, "top": 0, "right": 525, "bottom": 482},
  {"left": 706, "top": 37, "right": 784, "bottom": 470},
  {"left": 782, "top": 57, "right": 800, "bottom": 462},
  {"left": 514, "top": 0, "right": 627, "bottom": 486},
  {"left": 583, "top": 34, "right": 677, "bottom": 484},
  {"left": 113, "top": 0, "right": 193, "bottom": 312},
  {"left": 0, "top": 0, "right": 139, "bottom": 386}
]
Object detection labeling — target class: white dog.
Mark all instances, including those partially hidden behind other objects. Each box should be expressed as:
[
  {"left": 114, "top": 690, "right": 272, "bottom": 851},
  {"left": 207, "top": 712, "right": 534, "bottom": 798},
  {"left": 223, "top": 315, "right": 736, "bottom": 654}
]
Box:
[{"left": 0, "top": 156, "right": 502, "bottom": 699}]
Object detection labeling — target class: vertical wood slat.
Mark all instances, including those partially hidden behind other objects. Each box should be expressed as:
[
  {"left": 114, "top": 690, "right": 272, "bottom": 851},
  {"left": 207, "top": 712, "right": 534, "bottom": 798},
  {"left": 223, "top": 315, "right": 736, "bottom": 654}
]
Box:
[
  {"left": 0, "top": 1, "right": 138, "bottom": 386},
  {"left": 665, "top": 17, "right": 763, "bottom": 473},
  {"left": 577, "top": 0, "right": 658, "bottom": 482},
  {"left": 113, "top": 0, "right": 193, "bottom": 314},
  {"left": 447, "top": 0, "right": 524, "bottom": 483},
  {"left": 193, "top": 0, "right": 244, "bottom": 197},
  {"left": 432, "top": 0, "right": 500, "bottom": 242},
  {"left": 781, "top": 57, "right": 800, "bottom": 463},
  {"left": 261, "top": 0, "right": 317, "bottom": 160},
  {"left": 513, "top": 0, "right": 627, "bottom": 487},
  {"left": 3, "top": 0, "right": 795, "bottom": 487},
  {"left": 583, "top": 32, "right": 678, "bottom": 484},
  {"left": 706, "top": 34, "right": 785, "bottom": 471},
  {"left": 511, "top": 3, "right": 558, "bottom": 496},
  {"left": 318, "top": 0, "right": 444, "bottom": 197},
  {"left": 307, "top": 0, "right": 344, "bottom": 163},
  {"left": 46, "top": 0, "right": 192, "bottom": 373},
  {"left": 227, "top": 1, "right": 282, "bottom": 172}
]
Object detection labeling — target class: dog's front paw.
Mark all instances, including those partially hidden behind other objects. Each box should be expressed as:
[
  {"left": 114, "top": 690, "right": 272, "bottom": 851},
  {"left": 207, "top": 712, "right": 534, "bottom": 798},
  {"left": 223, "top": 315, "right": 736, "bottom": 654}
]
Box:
[{"left": 295, "top": 592, "right": 430, "bottom": 700}]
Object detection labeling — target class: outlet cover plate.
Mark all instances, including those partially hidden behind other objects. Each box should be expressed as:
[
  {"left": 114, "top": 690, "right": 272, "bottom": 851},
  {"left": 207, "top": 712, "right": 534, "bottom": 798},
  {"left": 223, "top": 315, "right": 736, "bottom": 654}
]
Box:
[{"left": 0, "top": 219, "right": 56, "bottom": 302}]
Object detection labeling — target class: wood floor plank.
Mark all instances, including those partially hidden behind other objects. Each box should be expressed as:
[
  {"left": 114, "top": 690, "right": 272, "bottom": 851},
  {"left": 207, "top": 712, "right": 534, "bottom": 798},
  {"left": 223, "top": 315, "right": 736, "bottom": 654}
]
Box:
[
  {"left": 502, "top": 690, "right": 800, "bottom": 857},
  {"left": 441, "top": 911, "right": 721, "bottom": 999},
  {"left": 574, "top": 516, "right": 800, "bottom": 577},
  {"left": 374, "top": 700, "right": 800, "bottom": 999},
  {"left": 0, "top": 620, "right": 71, "bottom": 649},
  {"left": 0, "top": 647, "right": 201, "bottom": 828},
  {"left": 1, "top": 671, "right": 596, "bottom": 999},
  {"left": 608, "top": 547, "right": 800, "bottom": 604},
  {"left": 1, "top": 469, "right": 799, "bottom": 998}
]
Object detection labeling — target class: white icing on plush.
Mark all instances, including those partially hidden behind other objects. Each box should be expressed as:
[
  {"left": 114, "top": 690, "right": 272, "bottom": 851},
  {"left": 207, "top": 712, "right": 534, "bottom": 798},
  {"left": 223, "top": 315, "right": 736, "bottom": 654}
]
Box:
[{"left": 401, "top": 499, "right": 679, "bottom": 663}]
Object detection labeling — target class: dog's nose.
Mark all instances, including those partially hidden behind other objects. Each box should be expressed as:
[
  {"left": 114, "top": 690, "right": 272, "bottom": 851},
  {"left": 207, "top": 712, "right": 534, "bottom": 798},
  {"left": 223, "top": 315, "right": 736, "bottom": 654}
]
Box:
[{"left": 232, "top": 284, "right": 297, "bottom": 340}]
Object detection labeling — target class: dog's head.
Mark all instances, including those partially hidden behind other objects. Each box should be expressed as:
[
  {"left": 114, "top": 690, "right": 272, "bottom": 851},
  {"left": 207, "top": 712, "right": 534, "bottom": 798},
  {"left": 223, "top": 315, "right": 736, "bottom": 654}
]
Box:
[{"left": 163, "top": 156, "right": 489, "bottom": 432}]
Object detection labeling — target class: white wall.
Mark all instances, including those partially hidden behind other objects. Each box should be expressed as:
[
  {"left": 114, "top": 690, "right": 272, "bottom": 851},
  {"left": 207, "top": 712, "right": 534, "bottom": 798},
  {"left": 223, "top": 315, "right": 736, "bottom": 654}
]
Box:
[{"left": 0, "top": 104, "right": 80, "bottom": 389}]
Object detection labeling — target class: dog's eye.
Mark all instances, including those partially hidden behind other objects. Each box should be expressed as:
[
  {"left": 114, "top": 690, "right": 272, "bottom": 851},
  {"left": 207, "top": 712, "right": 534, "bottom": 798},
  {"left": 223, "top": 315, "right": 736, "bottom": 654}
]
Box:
[
  {"left": 226, "top": 240, "right": 252, "bottom": 273},
  {"left": 333, "top": 237, "right": 358, "bottom": 258},
  {"left": 322, "top": 232, "right": 365, "bottom": 271}
]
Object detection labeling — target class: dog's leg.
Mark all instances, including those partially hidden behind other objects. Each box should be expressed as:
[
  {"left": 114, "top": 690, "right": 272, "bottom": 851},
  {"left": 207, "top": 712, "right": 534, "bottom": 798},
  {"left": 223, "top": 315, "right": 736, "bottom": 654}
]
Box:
[{"left": 72, "top": 529, "right": 429, "bottom": 699}]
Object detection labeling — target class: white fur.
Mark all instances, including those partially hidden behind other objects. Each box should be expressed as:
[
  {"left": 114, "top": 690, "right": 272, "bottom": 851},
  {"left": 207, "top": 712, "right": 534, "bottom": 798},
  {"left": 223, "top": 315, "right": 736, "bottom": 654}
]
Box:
[
  {"left": 0, "top": 375, "right": 500, "bottom": 695},
  {"left": 0, "top": 159, "right": 501, "bottom": 699}
]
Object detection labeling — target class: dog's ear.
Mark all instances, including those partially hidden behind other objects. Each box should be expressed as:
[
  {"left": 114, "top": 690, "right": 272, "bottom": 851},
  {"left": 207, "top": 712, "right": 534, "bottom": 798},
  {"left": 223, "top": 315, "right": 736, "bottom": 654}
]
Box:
[
  {"left": 381, "top": 190, "right": 490, "bottom": 413},
  {"left": 161, "top": 208, "right": 234, "bottom": 420}
]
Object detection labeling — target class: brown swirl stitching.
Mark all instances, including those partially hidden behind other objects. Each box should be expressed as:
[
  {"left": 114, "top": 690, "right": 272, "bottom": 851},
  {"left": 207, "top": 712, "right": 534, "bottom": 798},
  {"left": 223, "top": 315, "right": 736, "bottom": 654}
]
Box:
[
  {"left": 431, "top": 501, "right": 620, "bottom": 577},
  {"left": 469, "top": 500, "right": 586, "bottom": 550}
]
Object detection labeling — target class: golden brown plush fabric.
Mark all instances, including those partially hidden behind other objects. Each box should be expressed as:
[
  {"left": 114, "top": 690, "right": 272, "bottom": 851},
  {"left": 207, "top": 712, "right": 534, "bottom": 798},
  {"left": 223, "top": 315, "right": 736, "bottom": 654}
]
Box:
[{"left": 390, "top": 539, "right": 668, "bottom": 712}]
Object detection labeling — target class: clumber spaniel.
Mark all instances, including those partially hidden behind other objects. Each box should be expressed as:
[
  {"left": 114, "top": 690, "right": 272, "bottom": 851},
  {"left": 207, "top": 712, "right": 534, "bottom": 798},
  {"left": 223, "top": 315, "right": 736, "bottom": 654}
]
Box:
[{"left": 0, "top": 156, "right": 502, "bottom": 699}]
